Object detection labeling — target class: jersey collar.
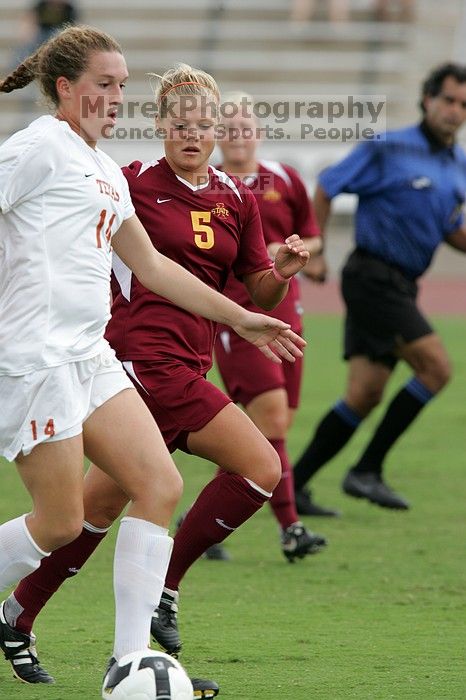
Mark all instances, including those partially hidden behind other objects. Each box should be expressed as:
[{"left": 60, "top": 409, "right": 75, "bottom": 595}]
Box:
[{"left": 419, "top": 120, "right": 455, "bottom": 158}]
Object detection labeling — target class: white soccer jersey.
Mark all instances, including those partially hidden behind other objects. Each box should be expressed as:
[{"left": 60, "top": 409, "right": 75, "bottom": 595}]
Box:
[{"left": 0, "top": 115, "right": 135, "bottom": 376}]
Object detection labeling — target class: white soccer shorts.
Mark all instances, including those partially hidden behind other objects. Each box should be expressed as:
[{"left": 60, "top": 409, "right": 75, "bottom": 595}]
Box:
[{"left": 0, "top": 344, "right": 134, "bottom": 461}]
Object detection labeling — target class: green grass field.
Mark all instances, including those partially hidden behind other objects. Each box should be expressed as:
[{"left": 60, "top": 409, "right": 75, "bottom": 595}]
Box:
[{"left": 1, "top": 315, "right": 465, "bottom": 699}]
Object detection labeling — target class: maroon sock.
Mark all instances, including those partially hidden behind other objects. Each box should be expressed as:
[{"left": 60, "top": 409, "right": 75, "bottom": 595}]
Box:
[
  {"left": 11, "top": 526, "right": 107, "bottom": 634},
  {"left": 268, "top": 438, "right": 299, "bottom": 530},
  {"left": 165, "top": 472, "right": 269, "bottom": 589}
]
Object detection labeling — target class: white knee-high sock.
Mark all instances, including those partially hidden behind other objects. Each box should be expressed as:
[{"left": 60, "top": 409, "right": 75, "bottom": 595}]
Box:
[
  {"left": 113, "top": 516, "right": 173, "bottom": 660},
  {"left": 0, "top": 515, "right": 50, "bottom": 591}
]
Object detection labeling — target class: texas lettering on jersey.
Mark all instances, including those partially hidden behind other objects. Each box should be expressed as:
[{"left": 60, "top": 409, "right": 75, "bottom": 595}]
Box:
[
  {"left": 96, "top": 178, "right": 120, "bottom": 201},
  {"left": 0, "top": 114, "right": 135, "bottom": 375}
]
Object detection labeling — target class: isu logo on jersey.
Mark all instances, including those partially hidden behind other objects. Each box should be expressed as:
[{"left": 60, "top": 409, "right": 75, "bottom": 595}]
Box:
[
  {"left": 96, "top": 179, "right": 120, "bottom": 202},
  {"left": 263, "top": 189, "right": 282, "bottom": 203},
  {"left": 211, "top": 202, "right": 230, "bottom": 218}
]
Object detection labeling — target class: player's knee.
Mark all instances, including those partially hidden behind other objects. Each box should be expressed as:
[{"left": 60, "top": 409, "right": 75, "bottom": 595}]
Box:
[
  {"left": 83, "top": 490, "right": 125, "bottom": 528},
  {"left": 49, "top": 517, "right": 84, "bottom": 550},
  {"left": 132, "top": 468, "right": 183, "bottom": 521},
  {"left": 259, "top": 447, "right": 282, "bottom": 492},
  {"left": 260, "top": 412, "right": 288, "bottom": 439},
  {"left": 163, "top": 470, "right": 184, "bottom": 510},
  {"left": 246, "top": 397, "right": 289, "bottom": 439},
  {"left": 438, "top": 363, "right": 452, "bottom": 389},
  {"left": 366, "top": 387, "right": 384, "bottom": 410},
  {"left": 347, "top": 387, "right": 383, "bottom": 416},
  {"left": 94, "top": 502, "right": 124, "bottom": 529},
  {"left": 422, "top": 358, "right": 452, "bottom": 393}
]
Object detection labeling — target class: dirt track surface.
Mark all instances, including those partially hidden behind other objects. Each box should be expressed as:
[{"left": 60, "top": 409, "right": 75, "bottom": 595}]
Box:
[{"left": 300, "top": 276, "right": 466, "bottom": 316}]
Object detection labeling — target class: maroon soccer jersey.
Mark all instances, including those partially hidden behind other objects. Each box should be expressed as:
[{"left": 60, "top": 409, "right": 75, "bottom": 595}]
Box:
[
  {"left": 221, "top": 160, "right": 320, "bottom": 325},
  {"left": 106, "top": 157, "right": 271, "bottom": 373}
]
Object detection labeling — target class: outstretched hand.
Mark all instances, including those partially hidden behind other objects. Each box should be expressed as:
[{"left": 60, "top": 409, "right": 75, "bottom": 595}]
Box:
[
  {"left": 273, "top": 234, "right": 310, "bottom": 280},
  {"left": 232, "top": 312, "right": 306, "bottom": 364}
]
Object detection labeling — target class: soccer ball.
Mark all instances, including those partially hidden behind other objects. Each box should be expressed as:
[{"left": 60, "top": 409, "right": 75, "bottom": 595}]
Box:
[{"left": 102, "top": 649, "right": 193, "bottom": 700}]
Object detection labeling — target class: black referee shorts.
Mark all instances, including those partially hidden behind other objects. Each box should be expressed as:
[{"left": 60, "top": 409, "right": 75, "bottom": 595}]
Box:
[{"left": 341, "top": 248, "right": 433, "bottom": 368}]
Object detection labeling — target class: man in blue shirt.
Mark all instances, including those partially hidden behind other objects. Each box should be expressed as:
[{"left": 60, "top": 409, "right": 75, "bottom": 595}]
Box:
[{"left": 294, "top": 62, "right": 466, "bottom": 514}]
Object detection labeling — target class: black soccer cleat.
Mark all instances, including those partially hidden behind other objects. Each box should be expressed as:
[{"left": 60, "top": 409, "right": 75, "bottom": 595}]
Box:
[
  {"left": 342, "top": 468, "right": 410, "bottom": 510},
  {"left": 192, "top": 676, "right": 220, "bottom": 698},
  {"left": 102, "top": 655, "right": 117, "bottom": 692},
  {"left": 0, "top": 602, "right": 54, "bottom": 684},
  {"left": 295, "top": 487, "right": 341, "bottom": 517},
  {"left": 151, "top": 590, "right": 182, "bottom": 657},
  {"left": 281, "top": 521, "right": 327, "bottom": 563},
  {"left": 203, "top": 543, "right": 231, "bottom": 561},
  {"left": 104, "top": 655, "right": 116, "bottom": 679}
]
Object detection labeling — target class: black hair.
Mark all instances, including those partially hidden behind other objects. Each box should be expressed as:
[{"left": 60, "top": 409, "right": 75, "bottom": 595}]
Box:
[{"left": 420, "top": 62, "right": 466, "bottom": 113}]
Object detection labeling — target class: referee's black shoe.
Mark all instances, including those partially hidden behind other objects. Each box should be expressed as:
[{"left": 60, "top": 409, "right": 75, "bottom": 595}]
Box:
[
  {"left": 295, "top": 487, "right": 341, "bottom": 517},
  {"left": 342, "top": 469, "right": 410, "bottom": 510}
]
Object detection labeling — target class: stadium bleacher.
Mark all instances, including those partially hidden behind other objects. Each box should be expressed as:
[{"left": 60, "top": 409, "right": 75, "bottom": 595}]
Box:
[{"left": 0, "top": 0, "right": 464, "bottom": 200}]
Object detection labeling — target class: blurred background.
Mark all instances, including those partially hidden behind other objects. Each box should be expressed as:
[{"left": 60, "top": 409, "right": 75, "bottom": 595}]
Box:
[{"left": 1, "top": 0, "right": 465, "bottom": 293}]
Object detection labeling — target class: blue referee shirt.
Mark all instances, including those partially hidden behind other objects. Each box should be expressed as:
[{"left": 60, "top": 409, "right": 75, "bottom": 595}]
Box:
[{"left": 319, "top": 123, "right": 466, "bottom": 278}]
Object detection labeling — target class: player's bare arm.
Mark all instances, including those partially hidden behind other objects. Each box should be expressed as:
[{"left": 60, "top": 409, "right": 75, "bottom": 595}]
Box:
[
  {"left": 112, "top": 215, "right": 304, "bottom": 363},
  {"left": 445, "top": 225, "right": 466, "bottom": 252},
  {"left": 303, "top": 184, "right": 333, "bottom": 283},
  {"left": 313, "top": 184, "right": 333, "bottom": 235},
  {"left": 301, "top": 253, "right": 328, "bottom": 283},
  {"left": 243, "top": 234, "right": 310, "bottom": 310}
]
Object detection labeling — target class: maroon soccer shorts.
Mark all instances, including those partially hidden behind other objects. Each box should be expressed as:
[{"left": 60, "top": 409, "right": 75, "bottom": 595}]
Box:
[
  {"left": 123, "top": 359, "right": 231, "bottom": 453},
  {"left": 214, "top": 326, "right": 304, "bottom": 410}
]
